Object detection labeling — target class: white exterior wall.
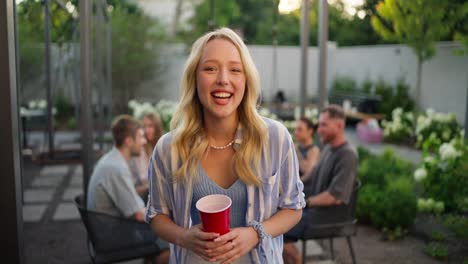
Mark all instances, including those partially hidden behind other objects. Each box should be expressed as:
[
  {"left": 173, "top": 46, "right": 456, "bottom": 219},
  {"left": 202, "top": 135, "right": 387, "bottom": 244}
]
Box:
[{"left": 149, "top": 42, "right": 467, "bottom": 125}]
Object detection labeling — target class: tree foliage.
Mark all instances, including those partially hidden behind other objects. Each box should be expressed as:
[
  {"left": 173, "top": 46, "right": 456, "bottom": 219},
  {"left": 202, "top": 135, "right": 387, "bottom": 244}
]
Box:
[
  {"left": 370, "top": 0, "right": 464, "bottom": 108},
  {"left": 183, "top": 0, "right": 390, "bottom": 46},
  {"left": 371, "top": 0, "right": 456, "bottom": 62},
  {"left": 109, "top": 3, "right": 167, "bottom": 113},
  {"left": 16, "top": 0, "right": 75, "bottom": 84},
  {"left": 16, "top": 0, "right": 167, "bottom": 114}
]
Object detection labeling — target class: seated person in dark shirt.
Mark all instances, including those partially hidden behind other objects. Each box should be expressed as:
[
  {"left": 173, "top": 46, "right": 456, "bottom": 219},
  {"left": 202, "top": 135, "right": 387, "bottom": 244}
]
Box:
[{"left": 283, "top": 105, "right": 358, "bottom": 264}]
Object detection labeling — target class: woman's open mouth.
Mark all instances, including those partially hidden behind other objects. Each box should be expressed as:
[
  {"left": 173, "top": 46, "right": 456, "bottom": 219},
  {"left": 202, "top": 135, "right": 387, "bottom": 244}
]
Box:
[{"left": 211, "top": 91, "right": 233, "bottom": 105}]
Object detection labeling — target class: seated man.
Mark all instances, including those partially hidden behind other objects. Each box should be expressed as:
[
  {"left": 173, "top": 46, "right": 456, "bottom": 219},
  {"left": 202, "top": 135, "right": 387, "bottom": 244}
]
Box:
[
  {"left": 283, "top": 105, "right": 358, "bottom": 264},
  {"left": 87, "top": 115, "right": 169, "bottom": 263}
]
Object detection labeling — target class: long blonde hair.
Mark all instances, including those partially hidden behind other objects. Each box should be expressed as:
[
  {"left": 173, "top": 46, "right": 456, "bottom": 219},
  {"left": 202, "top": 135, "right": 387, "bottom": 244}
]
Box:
[
  {"left": 170, "top": 27, "right": 267, "bottom": 186},
  {"left": 143, "top": 112, "right": 163, "bottom": 157}
]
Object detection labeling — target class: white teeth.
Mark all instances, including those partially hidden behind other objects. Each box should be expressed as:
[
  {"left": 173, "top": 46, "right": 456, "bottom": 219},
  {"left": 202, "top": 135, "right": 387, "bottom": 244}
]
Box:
[{"left": 213, "top": 92, "right": 231, "bottom": 98}]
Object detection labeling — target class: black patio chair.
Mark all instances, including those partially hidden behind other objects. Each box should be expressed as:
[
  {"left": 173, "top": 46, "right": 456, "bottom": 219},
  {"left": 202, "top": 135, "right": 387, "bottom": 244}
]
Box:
[
  {"left": 299, "top": 180, "right": 361, "bottom": 264},
  {"left": 74, "top": 195, "right": 161, "bottom": 264}
]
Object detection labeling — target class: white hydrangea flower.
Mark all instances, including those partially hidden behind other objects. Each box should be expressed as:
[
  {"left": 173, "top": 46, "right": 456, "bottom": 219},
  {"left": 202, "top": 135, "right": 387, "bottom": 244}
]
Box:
[
  {"left": 128, "top": 99, "right": 138, "bottom": 109},
  {"left": 405, "top": 112, "right": 414, "bottom": 121},
  {"left": 311, "top": 108, "right": 319, "bottom": 117},
  {"left": 426, "top": 108, "right": 435, "bottom": 118},
  {"left": 305, "top": 108, "right": 317, "bottom": 120},
  {"left": 424, "top": 156, "right": 435, "bottom": 164},
  {"left": 392, "top": 107, "right": 403, "bottom": 119},
  {"left": 439, "top": 143, "right": 461, "bottom": 161},
  {"left": 28, "top": 100, "right": 37, "bottom": 109},
  {"left": 384, "top": 127, "right": 390, "bottom": 136},
  {"left": 414, "top": 167, "right": 427, "bottom": 182},
  {"left": 393, "top": 122, "right": 402, "bottom": 132},
  {"left": 38, "top": 100, "right": 47, "bottom": 109},
  {"left": 434, "top": 113, "right": 445, "bottom": 122},
  {"left": 20, "top": 107, "right": 27, "bottom": 115},
  {"left": 416, "top": 115, "right": 430, "bottom": 133}
]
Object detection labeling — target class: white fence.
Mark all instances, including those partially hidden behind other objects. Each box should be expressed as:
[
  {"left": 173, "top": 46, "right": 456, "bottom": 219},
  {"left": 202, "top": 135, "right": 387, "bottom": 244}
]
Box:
[
  {"left": 148, "top": 42, "right": 467, "bottom": 125},
  {"left": 22, "top": 42, "right": 467, "bottom": 125}
]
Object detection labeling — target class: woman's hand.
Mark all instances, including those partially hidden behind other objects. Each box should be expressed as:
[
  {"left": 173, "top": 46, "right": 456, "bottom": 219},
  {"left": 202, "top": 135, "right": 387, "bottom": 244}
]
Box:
[
  {"left": 207, "top": 227, "right": 259, "bottom": 264},
  {"left": 180, "top": 225, "right": 223, "bottom": 261}
]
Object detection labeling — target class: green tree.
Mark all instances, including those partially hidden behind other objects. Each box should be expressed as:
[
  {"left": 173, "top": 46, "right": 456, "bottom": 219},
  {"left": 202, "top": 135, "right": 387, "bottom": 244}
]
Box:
[
  {"left": 371, "top": 0, "right": 456, "bottom": 109},
  {"left": 17, "top": 0, "right": 167, "bottom": 114},
  {"left": 109, "top": 3, "right": 167, "bottom": 113},
  {"left": 452, "top": 0, "right": 468, "bottom": 54},
  {"left": 17, "top": 0, "right": 75, "bottom": 89},
  {"left": 184, "top": 0, "right": 388, "bottom": 46}
]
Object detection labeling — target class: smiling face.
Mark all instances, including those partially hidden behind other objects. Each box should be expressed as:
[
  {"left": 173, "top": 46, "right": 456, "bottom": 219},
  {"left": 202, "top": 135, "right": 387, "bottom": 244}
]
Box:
[{"left": 196, "top": 38, "right": 246, "bottom": 122}]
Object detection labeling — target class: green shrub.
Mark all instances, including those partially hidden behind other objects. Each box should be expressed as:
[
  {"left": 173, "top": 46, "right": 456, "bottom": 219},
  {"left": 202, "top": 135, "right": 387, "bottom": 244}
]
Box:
[
  {"left": 67, "top": 117, "right": 77, "bottom": 130},
  {"left": 375, "top": 78, "right": 414, "bottom": 120},
  {"left": 424, "top": 242, "right": 449, "bottom": 261},
  {"left": 430, "top": 231, "right": 446, "bottom": 242},
  {"left": 356, "top": 184, "right": 382, "bottom": 224},
  {"left": 54, "top": 92, "right": 74, "bottom": 121},
  {"left": 360, "top": 78, "right": 373, "bottom": 94},
  {"left": 382, "top": 226, "right": 408, "bottom": 241},
  {"left": 357, "top": 147, "right": 417, "bottom": 237},
  {"left": 416, "top": 109, "right": 462, "bottom": 151},
  {"left": 443, "top": 214, "right": 468, "bottom": 239},
  {"left": 331, "top": 75, "right": 358, "bottom": 94},
  {"left": 358, "top": 148, "right": 413, "bottom": 189},
  {"left": 372, "top": 182, "right": 417, "bottom": 230},
  {"left": 381, "top": 108, "right": 415, "bottom": 144},
  {"left": 329, "top": 76, "right": 415, "bottom": 119},
  {"left": 357, "top": 146, "right": 373, "bottom": 162},
  {"left": 417, "top": 140, "right": 468, "bottom": 214}
]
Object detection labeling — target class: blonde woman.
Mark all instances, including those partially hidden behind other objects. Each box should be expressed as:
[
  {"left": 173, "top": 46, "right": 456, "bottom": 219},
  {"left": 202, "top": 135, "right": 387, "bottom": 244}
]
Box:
[
  {"left": 146, "top": 28, "right": 305, "bottom": 263},
  {"left": 130, "top": 112, "right": 164, "bottom": 198}
]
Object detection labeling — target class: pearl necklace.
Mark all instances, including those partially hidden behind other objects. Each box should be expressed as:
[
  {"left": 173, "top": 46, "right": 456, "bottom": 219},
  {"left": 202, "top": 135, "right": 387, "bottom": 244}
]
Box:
[{"left": 210, "top": 140, "right": 235, "bottom": 150}]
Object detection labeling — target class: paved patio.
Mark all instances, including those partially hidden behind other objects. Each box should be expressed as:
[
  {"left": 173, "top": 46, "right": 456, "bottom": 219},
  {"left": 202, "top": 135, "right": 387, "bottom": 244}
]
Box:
[
  {"left": 21, "top": 156, "right": 338, "bottom": 263},
  {"left": 22, "top": 128, "right": 429, "bottom": 263}
]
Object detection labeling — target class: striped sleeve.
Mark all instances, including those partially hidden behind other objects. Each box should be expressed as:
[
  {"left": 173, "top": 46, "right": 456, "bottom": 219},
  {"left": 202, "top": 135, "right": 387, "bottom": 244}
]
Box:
[
  {"left": 145, "top": 134, "right": 173, "bottom": 223},
  {"left": 278, "top": 125, "right": 306, "bottom": 210}
]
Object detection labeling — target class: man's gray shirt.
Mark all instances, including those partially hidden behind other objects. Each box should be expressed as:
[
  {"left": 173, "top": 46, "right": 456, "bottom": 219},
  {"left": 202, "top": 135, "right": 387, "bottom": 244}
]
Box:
[
  {"left": 302, "top": 142, "right": 358, "bottom": 204},
  {"left": 87, "top": 147, "right": 144, "bottom": 217}
]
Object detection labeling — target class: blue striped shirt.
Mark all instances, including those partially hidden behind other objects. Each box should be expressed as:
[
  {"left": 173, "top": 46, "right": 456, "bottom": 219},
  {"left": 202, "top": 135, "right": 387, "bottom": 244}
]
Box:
[
  {"left": 145, "top": 117, "right": 306, "bottom": 263},
  {"left": 191, "top": 165, "right": 248, "bottom": 229}
]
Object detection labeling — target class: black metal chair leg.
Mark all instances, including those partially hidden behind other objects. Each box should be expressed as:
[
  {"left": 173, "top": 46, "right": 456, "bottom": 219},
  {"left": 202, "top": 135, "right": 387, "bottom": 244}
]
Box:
[
  {"left": 302, "top": 240, "right": 307, "bottom": 264},
  {"left": 329, "top": 238, "right": 335, "bottom": 260},
  {"left": 346, "top": 236, "right": 357, "bottom": 264}
]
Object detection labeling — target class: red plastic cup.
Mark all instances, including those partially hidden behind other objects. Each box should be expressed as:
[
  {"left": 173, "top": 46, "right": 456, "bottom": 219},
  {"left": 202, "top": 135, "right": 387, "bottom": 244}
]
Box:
[{"left": 196, "top": 194, "right": 232, "bottom": 235}]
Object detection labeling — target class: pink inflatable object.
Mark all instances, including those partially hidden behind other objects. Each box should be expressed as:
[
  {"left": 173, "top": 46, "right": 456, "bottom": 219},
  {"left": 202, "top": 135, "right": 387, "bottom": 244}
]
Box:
[{"left": 357, "top": 123, "right": 383, "bottom": 143}]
